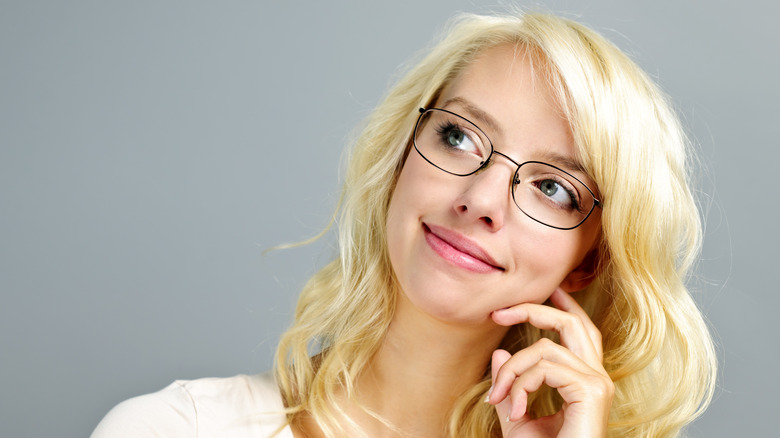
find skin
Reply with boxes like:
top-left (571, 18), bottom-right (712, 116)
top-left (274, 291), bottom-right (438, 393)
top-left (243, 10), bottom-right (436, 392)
top-left (292, 44), bottom-right (613, 437)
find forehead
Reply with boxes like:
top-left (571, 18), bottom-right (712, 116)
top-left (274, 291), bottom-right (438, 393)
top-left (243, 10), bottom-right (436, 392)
top-left (436, 44), bottom-right (578, 169)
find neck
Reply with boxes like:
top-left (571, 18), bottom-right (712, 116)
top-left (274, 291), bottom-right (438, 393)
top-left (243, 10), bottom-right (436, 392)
top-left (350, 294), bottom-right (508, 437)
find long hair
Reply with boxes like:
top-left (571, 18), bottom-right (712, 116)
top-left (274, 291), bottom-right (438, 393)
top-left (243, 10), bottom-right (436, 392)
top-left (274, 11), bottom-right (716, 438)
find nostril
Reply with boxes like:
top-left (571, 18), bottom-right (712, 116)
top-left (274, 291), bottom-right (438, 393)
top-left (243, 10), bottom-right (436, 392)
top-left (483, 217), bottom-right (493, 225)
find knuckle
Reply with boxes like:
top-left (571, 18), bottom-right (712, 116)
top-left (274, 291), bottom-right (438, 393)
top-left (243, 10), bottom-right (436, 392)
top-left (532, 337), bottom-right (559, 355)
top-left (537, 358), bottom-right (554, 370)
top-left (537, 337), bottom-right (556, 348)
top-left (570, 313), bottom-right (586, 328)
top-left (604, 377), bottom-right (615, 396)
top-left (557, 312), bottom-right (581, 331)
top-left (587, 375), bottom-right (615, 399)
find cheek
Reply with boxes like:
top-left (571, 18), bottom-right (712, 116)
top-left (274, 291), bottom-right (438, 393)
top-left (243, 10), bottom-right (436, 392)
top-left (386, 161), bottom-right (422, 276)
top-left (386, 155), bottom-right (440, 233)
top-left (385, 194), bottom-right (405, 277)
top-left (386, 157), bottom-right (457, 302)
top-left (502, 231), bottom-right (593, 300)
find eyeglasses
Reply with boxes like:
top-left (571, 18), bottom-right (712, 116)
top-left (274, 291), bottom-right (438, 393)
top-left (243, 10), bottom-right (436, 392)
top-left (412, 108), bottom-right (601, 230)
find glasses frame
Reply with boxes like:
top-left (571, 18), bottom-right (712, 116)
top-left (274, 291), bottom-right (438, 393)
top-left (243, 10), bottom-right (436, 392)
top-left (412, 107), bottom-right (602, 230)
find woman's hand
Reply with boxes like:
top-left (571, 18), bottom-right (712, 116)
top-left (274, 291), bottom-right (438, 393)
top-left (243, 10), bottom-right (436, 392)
top-left (485, 289), bottom-right (614, 438)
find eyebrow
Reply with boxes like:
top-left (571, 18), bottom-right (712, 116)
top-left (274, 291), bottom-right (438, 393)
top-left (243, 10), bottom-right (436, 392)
top-left (536, 150), bottom-right (588, 176)
top-left (439, 96), bottom-right (504, 138)
top-left (439, 96), bottom-right (587, 176)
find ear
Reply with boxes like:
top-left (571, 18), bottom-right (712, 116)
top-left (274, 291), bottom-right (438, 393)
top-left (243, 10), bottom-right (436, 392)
top-left (559, 247), bottom-right (600, 293)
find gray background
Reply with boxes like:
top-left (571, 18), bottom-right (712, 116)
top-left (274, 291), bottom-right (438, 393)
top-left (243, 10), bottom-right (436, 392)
top-left (1, 1), bottom-right (777, 436)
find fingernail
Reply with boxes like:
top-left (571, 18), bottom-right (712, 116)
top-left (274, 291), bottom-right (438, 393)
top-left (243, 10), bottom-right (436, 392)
top-left (506, 415), bottom-right (511, 423)
top-left (484, 386), bottom-right (493, 403)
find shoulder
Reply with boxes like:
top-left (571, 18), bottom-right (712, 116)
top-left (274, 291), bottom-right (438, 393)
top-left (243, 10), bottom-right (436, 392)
top-left (91, 372), bottom-right (291, 438)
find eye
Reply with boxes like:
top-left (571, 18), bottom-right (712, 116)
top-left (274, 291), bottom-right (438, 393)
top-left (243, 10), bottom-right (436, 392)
top-left (534, 178), bottom-right (580, 211)
top-left (435, 122), bottom-right (483, 156)
top-left (447, 129), bottom-right (467, 148)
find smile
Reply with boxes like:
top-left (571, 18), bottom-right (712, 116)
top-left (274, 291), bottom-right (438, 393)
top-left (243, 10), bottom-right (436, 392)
top-left (423, 224), bottom-right (504, 273)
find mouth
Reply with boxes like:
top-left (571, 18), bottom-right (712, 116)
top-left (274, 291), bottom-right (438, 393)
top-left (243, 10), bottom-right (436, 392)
top-left (423, 223), bottom-right (504, 273)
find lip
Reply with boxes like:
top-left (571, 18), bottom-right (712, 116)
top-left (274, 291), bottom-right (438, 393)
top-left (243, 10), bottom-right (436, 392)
top-left (424, 223), bottom-right (504, 273)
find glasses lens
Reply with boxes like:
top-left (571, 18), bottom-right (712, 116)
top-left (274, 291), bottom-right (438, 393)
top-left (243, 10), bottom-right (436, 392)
top-left (413, 109), bottom-right (492, 176)
top-left (513, 162), bottom-right (596, 229)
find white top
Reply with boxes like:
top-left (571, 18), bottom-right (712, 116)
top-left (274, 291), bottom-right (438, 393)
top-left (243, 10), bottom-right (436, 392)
top-left (91, 372), bottom-right (294, 438)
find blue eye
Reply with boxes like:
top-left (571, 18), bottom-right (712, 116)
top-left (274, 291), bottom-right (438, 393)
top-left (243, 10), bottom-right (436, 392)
top-left (435, 122), bottom-right (482, 155)
top-left (446, 129), bottom-right (466, 147)
top-left (536, 178), bottom-right (580, 211)
top-left (539, 179), bottom-right (564, 198)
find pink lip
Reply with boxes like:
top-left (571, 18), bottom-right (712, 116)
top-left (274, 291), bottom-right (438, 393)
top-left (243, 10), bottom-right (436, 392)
top-left (424, 224), bottom-right (503, 273)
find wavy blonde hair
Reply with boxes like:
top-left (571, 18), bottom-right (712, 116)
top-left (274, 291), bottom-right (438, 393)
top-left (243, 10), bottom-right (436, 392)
top-left (274, 11), bottom-right (716, 438)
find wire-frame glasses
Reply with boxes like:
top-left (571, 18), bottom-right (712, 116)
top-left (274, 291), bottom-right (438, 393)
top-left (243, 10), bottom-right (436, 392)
top-left (412, 107), bottom-right (601, 230)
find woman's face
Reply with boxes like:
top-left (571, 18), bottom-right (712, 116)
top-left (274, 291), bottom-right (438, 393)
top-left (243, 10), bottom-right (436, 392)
top-left (386, 45), bottom-right (601, 326)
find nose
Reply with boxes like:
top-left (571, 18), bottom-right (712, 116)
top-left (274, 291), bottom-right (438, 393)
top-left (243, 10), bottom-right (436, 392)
top-left (452, 154), bottom-right (516, 230)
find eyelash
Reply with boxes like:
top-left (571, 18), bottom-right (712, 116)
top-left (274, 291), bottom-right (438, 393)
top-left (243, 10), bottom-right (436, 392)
top-left (433, 119), bottom-right (584, 212)
top-left (435, 121), bottom-right (459, 138)
top-left (532, 176), bottom-right (582, 212)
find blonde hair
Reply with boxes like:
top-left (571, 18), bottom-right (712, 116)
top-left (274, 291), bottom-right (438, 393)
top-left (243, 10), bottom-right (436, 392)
top-left (274, 11), bottom-right (716, 438)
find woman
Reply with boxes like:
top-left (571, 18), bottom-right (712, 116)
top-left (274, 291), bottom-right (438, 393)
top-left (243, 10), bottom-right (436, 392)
top-left (93, 10), bottom-right (716, 438)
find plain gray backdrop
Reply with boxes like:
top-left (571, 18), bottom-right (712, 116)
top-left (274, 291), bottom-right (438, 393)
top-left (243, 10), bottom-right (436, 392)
top-left (2, 1), bottom-right (777, 436)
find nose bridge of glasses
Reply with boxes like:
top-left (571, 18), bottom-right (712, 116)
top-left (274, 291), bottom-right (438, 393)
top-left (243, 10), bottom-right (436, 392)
top-left (483, 149), bottom-right (523, 183)
top-left (490, 149), bottom-right (522, 168)
top-left (468, 150), bottom-right (519, 197)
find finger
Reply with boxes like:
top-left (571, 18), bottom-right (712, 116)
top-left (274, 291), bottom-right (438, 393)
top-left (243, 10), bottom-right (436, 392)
top-left (505, 360), bottom-right (548, 421)
top-left (489, 349), bottom-right (516, 426)
top-left (489, 336), bottom-right (602, 410)
top-left (507, 359), bottom-right (606, 421)
top-left (548, 289), bottom-right (603, 358)
top-left (488, 349), bottom-right (512, 404)
top-left (507, 360), bottom-right (614, 435)
top-left (492, 338), bottom-right (596, 397)
top-left (491, 303), bottom-right (600, 367)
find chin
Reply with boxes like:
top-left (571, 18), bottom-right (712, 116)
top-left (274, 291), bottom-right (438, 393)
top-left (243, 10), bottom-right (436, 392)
top-left (400, 284), bottom-right (495, 326)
